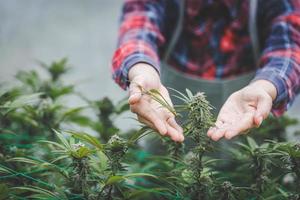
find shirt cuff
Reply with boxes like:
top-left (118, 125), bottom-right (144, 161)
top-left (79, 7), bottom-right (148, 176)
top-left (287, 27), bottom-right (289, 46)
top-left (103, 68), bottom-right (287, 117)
top-left (113, 53), bottom-right (160, 90)
top-left (252, 68), bottom-right (289, 116)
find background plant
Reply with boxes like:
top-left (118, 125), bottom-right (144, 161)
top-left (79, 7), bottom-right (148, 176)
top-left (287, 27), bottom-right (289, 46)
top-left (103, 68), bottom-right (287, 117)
top-left (0, 59), bottom-right (299, 200)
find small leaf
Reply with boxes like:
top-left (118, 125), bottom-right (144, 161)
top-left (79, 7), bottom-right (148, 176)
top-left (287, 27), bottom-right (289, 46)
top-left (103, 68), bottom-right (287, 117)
top-left (247, 137), bottom-right (258, 149)
top-left (0, 166), bottom-right (13, 175)
top-left (66, 131), bottom-right (103, 150)
top-left (12, 186), bottom-right (59, 199)
top-left (8, 157), bottom-right (42, 165)
top-left (51, 155), bottom-right (69, 163)
top-left (106, 176), bottom-right (125, 185)
top-left (124, 172), bottom-right (157, 179)
top-left (185, 89), bottom-right (194, 99)
top-left (72, 146), bottom-right (91, 159)
top-left (38, 140), bottom-right (65, 150)
top-left (53, 130), bottom-right (71, 150)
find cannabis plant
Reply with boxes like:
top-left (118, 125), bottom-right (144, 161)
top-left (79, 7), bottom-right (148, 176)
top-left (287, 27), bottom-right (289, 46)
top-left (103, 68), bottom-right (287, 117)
top-left (1, 59), bottom-right (300, 200)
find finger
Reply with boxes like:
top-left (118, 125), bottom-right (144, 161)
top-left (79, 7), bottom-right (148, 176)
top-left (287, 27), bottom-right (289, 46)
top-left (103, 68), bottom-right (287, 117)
top-left (210, 127), bottom-right (226, 141)
top-left (207, 114), bottom-right (228, 137)
top-left (254, 94), bottom-right (272, 126)
top-left (207, 127), bottom-right (217, 137)
top-left (215, 120), bottom-right (225, 129)
top-left (131, 104), bottom-right (167, 136)
top-left (254, 115), bottom-right (263, 128)
top-left (167, 117), bottom-right (184, 136)
top-left (223, 129), bottom-right (235, 140)
top-left (128, 78), bottom-right (144, 104)
top-left (166, 123), bottom-right (183, 142)
top-left (137, 116), bottom-right (156, 131)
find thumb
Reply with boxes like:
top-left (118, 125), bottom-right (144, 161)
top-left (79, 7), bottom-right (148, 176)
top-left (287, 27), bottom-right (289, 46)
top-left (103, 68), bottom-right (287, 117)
top-left (128, 77), bottom-right (144, 105)
top-left (254, 93), bottom-right (272, 126)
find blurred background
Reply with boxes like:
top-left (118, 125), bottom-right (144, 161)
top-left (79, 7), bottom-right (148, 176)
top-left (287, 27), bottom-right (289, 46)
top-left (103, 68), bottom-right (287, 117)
top-left (0, 0), bottom-right (299, 133)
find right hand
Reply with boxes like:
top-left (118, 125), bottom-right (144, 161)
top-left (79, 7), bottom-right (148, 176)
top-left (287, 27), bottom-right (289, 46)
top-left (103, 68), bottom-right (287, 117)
top-left (128, 63), bottom-right (184, 142)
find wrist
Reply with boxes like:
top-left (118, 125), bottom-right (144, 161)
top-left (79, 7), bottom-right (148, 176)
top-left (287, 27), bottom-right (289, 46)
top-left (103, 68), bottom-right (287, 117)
top-left (250, 80), bottom-right (277, 101)
top-left (128, 63), bottom-right (160, 82)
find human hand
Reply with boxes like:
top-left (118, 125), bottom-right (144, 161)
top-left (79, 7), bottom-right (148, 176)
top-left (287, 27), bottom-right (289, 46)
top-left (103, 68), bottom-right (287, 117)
top-left (128, 63), bottom-right (184, 142)
top-left (207, 80), bottom-right (277, 141)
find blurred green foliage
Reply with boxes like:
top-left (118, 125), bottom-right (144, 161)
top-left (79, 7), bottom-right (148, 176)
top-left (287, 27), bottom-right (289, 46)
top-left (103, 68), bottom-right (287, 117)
top-left (0, 59), bottom-right (299, 200)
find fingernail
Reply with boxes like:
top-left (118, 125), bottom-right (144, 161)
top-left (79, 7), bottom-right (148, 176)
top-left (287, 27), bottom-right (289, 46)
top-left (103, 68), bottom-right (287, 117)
top-left (129, 93), bottom-right (140, 103)
top-left (180, 134), bottom-right (185, 142)
top-left (257, 116), bottom-right (263, 126)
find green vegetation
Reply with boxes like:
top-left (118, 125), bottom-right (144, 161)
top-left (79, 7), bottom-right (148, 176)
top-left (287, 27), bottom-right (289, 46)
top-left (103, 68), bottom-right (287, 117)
top-left (0, 59), bottom-right (299, 200)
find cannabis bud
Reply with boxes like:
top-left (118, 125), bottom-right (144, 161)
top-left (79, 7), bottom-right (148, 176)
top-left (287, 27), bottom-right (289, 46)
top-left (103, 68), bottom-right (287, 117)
top-left (185, 92), bottom-right (214, 147)
top-left (105, 135), bottom-right (128, 174)
top-left (106, 135), bottom-right (128, 154)
top-left (72, 142), bottom-right (85, 150)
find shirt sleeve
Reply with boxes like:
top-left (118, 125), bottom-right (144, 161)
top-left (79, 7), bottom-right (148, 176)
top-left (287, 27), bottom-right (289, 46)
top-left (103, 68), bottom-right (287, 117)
top-left (252, 0), bottom-right (300, 116)
top-left (111, 0), bottom-right (167, 89)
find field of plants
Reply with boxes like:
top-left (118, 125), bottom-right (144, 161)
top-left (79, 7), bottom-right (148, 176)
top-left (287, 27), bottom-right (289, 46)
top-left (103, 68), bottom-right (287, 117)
top-left (0, 59), bottom-right (300, 200)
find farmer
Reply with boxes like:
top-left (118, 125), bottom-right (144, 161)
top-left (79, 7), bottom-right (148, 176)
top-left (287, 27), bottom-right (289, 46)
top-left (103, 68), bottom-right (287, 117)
top-left (111, 0), bottom-right (300, 143)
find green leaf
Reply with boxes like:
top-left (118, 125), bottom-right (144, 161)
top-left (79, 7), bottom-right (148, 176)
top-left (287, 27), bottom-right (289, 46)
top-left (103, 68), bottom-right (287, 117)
top-left (53, 130), bottom-right (71, 150)
top-left (168, 87), bottom-right (190, 102)
top-left (0, 93), bottom-right (42, 114)
top-left (72, 146), bottom-right (91, 159)
top-left (0, 184), bottom-right (9, 200)
top-left (12, 186), bottom-right (59, 199)
top-left (59, 107), bottom-right (85, 122)
top-left (38, 140), bottom-right (65, 150)
top-left (124, 172), bottom-right (157, 179)
top-left (185, 89), bottom-right (194, 100)
top-left (106, 175), bottom-right (125, 185)
top-left (247, 137), bottom-right (258, 149)
top-left (51, 155), bottom-right (69, 163)
top-left (66, 131), bottom-right (103, 150)
top-left (106, 173), bottom-right (157, 186)
top-left (8, 157), bottom-right (42, 165)
top-left (0, 166), bottom-right (13, 175)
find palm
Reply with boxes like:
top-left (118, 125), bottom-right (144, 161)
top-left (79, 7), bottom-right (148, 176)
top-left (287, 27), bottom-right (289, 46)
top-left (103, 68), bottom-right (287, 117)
top-left (128, 64), bottom-right (184, 142)
top-left (216, 95), bottom-right (256, 138)
top-left (208, 85), bottom-right (273, 141)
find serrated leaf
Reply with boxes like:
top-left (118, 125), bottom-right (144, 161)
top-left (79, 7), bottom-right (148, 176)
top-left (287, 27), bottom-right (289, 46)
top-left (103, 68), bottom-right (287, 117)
top-left (38, 140), bottom-right (65, 150)
top-left (53, 130), bottom-right (71, 150)
top-left (185, 89), bottom-right (194, 100)
top-left (65, 131), bottom-right (103, 150)
top-left (72, 146), bottom-right (91, 159)
top-left (247, 137), bottom-right (258, 149)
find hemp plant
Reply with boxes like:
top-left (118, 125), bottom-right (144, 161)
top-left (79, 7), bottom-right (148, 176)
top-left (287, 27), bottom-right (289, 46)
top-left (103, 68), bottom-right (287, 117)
top-left (1, 59), bottom-right (300, 200)
top-left (273, 141), bottom-right (300, 196)
top-left (175, 90), bottom-right (215, 199)
top-left (140, 87), bottom-right (218, 199)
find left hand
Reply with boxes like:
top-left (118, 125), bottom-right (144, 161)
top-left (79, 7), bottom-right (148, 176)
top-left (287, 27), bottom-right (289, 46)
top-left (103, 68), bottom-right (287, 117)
top-left (207, 80), bottom-right (277, 141)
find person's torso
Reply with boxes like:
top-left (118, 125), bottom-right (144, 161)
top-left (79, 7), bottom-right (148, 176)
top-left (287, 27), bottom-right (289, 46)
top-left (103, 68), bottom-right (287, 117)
top-left (161, 0), bottom-right (256, 80)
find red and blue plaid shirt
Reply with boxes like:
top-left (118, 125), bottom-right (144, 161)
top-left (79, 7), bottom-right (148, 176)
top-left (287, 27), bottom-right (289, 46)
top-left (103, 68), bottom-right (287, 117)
top-left (111, 0), bottom-right (300, 116)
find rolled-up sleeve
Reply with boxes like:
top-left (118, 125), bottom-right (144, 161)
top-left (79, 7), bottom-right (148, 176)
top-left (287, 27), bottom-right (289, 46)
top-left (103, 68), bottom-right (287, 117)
top-left (253, 0), bottom-right (300, 116)
top-left (111, 0), bottom-right (167, 89)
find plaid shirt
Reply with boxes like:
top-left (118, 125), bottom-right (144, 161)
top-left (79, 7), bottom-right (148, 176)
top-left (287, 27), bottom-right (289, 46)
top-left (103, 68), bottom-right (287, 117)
top-left (111, 0), bottom-right (300, 116)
